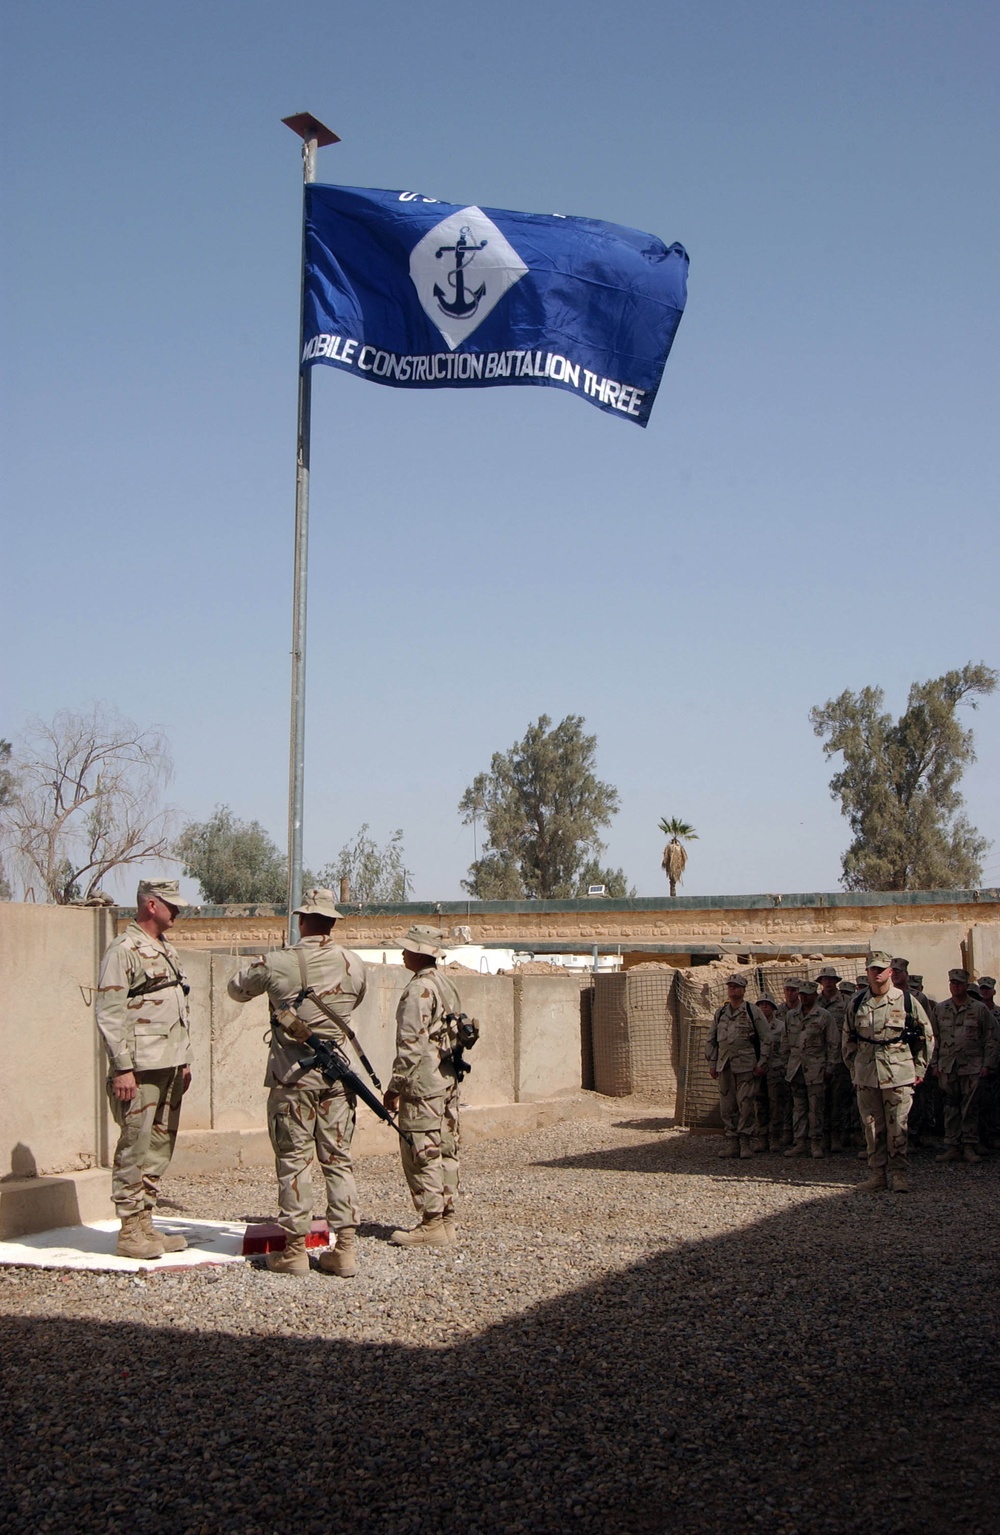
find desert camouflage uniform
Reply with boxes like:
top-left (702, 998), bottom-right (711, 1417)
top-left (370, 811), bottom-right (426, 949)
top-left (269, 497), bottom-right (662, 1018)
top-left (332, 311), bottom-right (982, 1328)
top-left (762, 1011), bottom-right (791, 1148)
top-left (96, 921), bottom-right (191, 1216)
top-left (843, 987), bottom-right (933, 1180)
top-left (228, 937), bottom-right (367, 1236)
top-left (908, 985), bottom-right (942, 1139)
top-left (705, 1000), bottom-right (767, 1147)
top-left (389, 966), bottom-right (463, 1219)
top-left (782, 1002), bottom-right (838, 1149)
top-left (932, 996), bottom-right (999, 1152)
top-left (819, 989), bottom-right (855, 1147)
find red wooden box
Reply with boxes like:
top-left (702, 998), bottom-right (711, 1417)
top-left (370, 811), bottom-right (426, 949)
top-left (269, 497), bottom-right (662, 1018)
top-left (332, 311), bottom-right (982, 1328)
top-left (242, 1219), bottom-right (329, 1255)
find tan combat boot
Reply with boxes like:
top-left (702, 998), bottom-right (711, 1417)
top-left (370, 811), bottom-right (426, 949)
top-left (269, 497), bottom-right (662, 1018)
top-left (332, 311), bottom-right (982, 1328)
top-left (318, 1227), bottom-right (357, 1278)
top-left (265, 1234), bottom-right (310, 1274)
top-left (390, 1214), bottom-right (449, 1247)
top-left (739, 1138), bottom-right (755, 1159)
top-left (852, 1170), bottom-right (887, 1193)
top-left (783, 1140), bottom-right (806, 1158)
top-left (717, 1140), bottom-right (738, 1159)
top-left (935, 1146), bottom-right (962, 1163)
top-left (116, 1211), bottom-right (164, 1260)
top-left (442, 1210), bottom-right (457, 1243)
top-left (140, 1209), bottom-right (187, 1253)
top-left (810, 1141), bottom-right (825, 1159)
top-left (962, 1145), bottom-right (982, 1164)
top-left (891, 1169), bottom-right (910, 1192)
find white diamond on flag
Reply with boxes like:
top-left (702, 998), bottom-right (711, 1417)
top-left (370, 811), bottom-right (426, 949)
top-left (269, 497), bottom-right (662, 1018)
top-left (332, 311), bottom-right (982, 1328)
top-left (409, 207), bottom-right (529, 350)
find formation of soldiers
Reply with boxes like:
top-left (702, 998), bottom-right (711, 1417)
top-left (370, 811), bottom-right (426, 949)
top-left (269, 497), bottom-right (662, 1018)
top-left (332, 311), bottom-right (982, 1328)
top-left (95, 880), bottom-right (466, 1275)
top-left (707, 951), bottom-right (1000, 1192)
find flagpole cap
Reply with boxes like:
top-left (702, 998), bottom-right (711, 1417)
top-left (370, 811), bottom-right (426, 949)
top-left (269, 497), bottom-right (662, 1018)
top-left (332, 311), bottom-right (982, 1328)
top-left (282, 112), bottom-right (340, 148)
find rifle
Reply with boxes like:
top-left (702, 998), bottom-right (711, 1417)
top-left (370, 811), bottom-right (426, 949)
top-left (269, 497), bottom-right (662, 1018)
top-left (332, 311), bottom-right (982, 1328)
top-left (442, 1012), bottom-right (480, 1083)
top-left (299, 1033), bottom-right (413, 1148)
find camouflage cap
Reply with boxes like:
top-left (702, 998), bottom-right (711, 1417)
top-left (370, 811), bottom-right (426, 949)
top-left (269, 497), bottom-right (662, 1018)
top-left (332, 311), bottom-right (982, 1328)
top-left (948, 968), bottom-right (969, 983)
top-left (838, 980), bottom-right (856, 993)
top-left (798, 978), bottom-right (819, 995)
top-left (817, 966), bottom-right (841, 981)
top-left (968, 984), bottom-right (982, 999)
top-left (891, 956), bottom-right (909, 970)
top-left (725, 974), bottom-right (748, 988)
top-left (855, 975), bottom-right (868, 986)
top-left (756, 995), bottom-right (777, 1009)
top-left (136, 878), bottom-right (188, 910)
top-left (978, 976), bottom-right (996, 990)
top-left (866, 950), bottom-right (893, 969)
top-left (909, 973), bottom-right (924, 986)
top-left (400, 924), bottom-right (449, 958)
top-left (292, 888), bottom-right (343, 921)
top-left (784, 977), bottom-right (803, 992)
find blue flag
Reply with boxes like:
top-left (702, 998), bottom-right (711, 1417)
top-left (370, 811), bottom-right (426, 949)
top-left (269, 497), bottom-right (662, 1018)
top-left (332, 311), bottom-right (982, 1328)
top-left (302, 185), bottom-right (688, 427)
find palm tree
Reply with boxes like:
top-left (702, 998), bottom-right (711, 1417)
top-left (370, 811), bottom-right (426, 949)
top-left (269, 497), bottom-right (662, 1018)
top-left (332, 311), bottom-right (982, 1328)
top-left (658, 818), bottom-right (698, 896)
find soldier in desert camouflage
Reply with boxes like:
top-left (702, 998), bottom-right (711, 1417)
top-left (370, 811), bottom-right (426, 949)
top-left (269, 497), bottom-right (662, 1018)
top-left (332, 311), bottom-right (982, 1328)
top-left (781, 979), bottom-right (838, 1159)
top-left (976, 977), bottom-right (1000, 1149)
top-left (843, 950), bottom-right (933, 1194)
top-left (96, 879), bottom-right (193, 1260)
top-left (383, 926), bottom-right (465, 1246)
top-left (228, 889), bottom-right (368, 1277)
top-left (705, 975), bottom-right (768, 1159)
top-left (932, 968), bottom-right (999, 1165)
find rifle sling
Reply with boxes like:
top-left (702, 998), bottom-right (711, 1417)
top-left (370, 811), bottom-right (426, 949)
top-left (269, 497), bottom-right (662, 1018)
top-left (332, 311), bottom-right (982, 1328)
top-left (293, 948), bottom-right (382, 1091)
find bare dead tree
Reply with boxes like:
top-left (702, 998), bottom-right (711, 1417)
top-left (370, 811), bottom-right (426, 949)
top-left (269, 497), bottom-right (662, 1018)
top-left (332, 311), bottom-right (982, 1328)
top-left (1, 706), bottom-right (174, 903)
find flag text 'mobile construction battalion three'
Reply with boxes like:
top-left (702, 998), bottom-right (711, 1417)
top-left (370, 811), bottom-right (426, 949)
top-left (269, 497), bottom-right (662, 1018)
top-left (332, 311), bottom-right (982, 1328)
top-left (280, 113), bottom-right (689, 924)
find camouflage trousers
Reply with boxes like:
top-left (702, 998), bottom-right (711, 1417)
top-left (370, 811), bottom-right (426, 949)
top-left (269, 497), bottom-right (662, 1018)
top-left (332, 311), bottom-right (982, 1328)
top-left (826, 1063), bottom-right (858, 1142)
top-left (267, 1082), bottom-right (360, 1237)
top-left (939, 1070), bottom-right (982, 1148)
top-left (107, 1066), bottom-right (185, 1215)
top-left (789, 1075), bottom-right (825, 1145)
top-left (398, 1086), bottom-right (460, 1219)
top-left (717, 1065), bottom-right (759, 1141)
top-left (765, 1073), bottom-right (791, 1143)
top-left (909, 1076), bottom-right (942, 1139)
top-left (856, 1083), bottom-right (913, 1172)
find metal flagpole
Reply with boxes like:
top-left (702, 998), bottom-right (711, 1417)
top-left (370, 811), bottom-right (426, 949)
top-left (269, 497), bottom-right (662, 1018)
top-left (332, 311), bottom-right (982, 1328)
top-left (281, 112), bottom-right (340, 942)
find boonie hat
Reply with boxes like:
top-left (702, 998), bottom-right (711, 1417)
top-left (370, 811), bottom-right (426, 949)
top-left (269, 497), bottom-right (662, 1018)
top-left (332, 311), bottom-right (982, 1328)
top-left (817, 966), bottom-right (841, 980)
top-left (866, 950), bottom-right (893, 969)
top-left (725, 974), bottom-right (748, 988)
top-left (136, 878), bottom-right (188, 910)
top-left (948, 968), bottom-right (969, 983)
top-left (400, 924), bottom-right (449, 957)
top-left (292, 888), bottom-right (344, 921)
top-left (798, 978), bottom-right (819, 995)
top-left (757, 995), bottom-right (777, 1009)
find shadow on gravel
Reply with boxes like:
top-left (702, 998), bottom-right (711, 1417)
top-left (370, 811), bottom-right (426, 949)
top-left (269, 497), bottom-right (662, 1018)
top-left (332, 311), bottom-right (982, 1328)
top-left (532, 1135), bottom-right (869, 1188)
top-left (3, 1172), bottom-right (997, 1535)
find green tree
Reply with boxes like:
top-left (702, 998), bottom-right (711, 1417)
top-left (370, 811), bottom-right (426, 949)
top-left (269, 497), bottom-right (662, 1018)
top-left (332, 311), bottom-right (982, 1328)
top-left (658, 817), bottom-right (698, 896)
top-left (459, 714), bottom-right (624, 898)
top-left (317, 824), bottom-right (407, 904)
top-left (1, 707), bottom-right (173, 904)
top-left (810, 663), bottom-right (997, 891)
top-left (175, 805), bottom-right (286, 904)
top-left (0, 740), bottom-right (14, 898)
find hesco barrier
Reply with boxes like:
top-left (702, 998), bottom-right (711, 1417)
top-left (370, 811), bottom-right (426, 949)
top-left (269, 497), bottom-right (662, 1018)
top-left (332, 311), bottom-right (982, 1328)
top-left (591, 970), bottom-right (678, 1101)
top-left (675, 961), bottom-right (835, 1129)
top-left (591, 961), bottom-right (840, 1128)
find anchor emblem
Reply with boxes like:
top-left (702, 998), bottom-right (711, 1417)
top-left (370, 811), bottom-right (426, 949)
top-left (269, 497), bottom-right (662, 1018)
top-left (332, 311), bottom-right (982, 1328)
top-left (433, 226), bottom-right (488, 318)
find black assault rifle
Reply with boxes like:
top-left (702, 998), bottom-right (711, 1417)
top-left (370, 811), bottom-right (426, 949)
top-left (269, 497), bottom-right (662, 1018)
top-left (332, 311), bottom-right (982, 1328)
top-left (299, 1033), bottom-right (413, 1148)
top-left (442, 1012), bottom-right (480, 1083)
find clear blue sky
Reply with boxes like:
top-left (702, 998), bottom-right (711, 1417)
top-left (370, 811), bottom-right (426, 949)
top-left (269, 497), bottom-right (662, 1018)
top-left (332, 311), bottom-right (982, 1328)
top-left (3, 0), bottom-right (998, 901)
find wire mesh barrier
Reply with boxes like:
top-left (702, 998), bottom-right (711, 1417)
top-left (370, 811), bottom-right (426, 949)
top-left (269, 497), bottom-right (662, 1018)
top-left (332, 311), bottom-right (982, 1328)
top-left (591, 969), bottom-right (678, 1100)
top-left (579, 983), bottom-right (595, 1091)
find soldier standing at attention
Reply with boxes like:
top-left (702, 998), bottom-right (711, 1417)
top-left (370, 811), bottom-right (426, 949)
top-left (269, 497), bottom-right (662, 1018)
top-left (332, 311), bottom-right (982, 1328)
top-left (932, 968), bottom-right (998, 1165)
top-left (782, 979), bottom-right (837, 1159)
top-left (843, 950), bottom-right (933, 1193)
top-left (817, 967), bottom-right (851, 1151)
top-left (96, 879), bottom-right (193, 1260)
top-left (705, 975), bottom-right (768, 1159)
top-left (976, 977), bottom-right (1000, 1149)
top-left (756, 996), bottom-right (787, 1152)
top-left (228, 889), bottom-right (368, 1277)
top-left (383, 926), bottom-right (465, 1246)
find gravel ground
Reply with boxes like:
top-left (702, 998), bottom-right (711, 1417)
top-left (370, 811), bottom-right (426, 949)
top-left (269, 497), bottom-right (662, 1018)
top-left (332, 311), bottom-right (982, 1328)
top-left (2, 1099), bottom-right (997, 1535)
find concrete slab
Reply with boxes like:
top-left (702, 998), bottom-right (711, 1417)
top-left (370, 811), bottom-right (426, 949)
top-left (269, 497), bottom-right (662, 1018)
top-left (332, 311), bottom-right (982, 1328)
top-left (0, 1168), bottom-right (113, 1239)
top-left (0, 1216), bottom-right (247, 1272)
